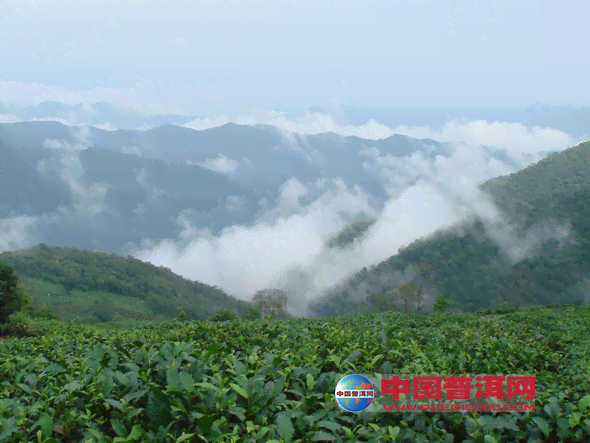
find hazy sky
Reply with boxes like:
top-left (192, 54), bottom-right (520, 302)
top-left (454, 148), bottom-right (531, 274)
top-left (4, 0), bottom-right (589, 116)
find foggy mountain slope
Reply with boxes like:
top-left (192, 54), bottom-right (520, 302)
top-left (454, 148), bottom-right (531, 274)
top-left (1, 119), bottom-right (455, 254)
top-left (2, 108), bottom-right (585, 313)
top-left (480, 141), bottom-right (590, 216)
top-left (3, 144), bottom-right (262, 253)
top-left (325, 219), bottom-right (378, 249)
top-left (309, 141), bottom-right (590, 317)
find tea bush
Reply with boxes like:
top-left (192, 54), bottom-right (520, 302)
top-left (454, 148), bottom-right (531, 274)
top-left (0, 305), bottom-right (589, 442)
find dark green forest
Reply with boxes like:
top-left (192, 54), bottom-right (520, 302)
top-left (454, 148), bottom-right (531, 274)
top-left (0, 245), bottom-right (250, 322)
top-left (310, 141), bottom-right (590, 316)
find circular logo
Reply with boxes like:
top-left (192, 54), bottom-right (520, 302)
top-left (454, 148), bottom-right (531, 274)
top-left (335, 374), bottom-right (374, 412)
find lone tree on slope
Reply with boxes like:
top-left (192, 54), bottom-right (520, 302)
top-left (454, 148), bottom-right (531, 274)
top-left (251, 288), bottom-right (288, 320)
top-left (0, 261), bottom-right (30, 323)
top-left (370, 263), bottom-right (436, 314)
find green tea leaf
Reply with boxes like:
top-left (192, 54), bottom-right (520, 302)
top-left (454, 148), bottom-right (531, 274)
top-left (128, 424), bottom-right (144, 441)
top-left (233, 359), bottom-right (247, 376)
top-left (342, 426), bottom-right (354, 439)
top-left (37, 413), bottom-right (53, 438)
top-left (306, 373), bottom-right (314, 391)
top-left (105, 399), bottom-right (125, 412)
top-left (579, 394), bottom-right (590, 411)
top-left (388, 426), bottom-right (400, 439)
top-left (230, 383), bottom-right (249, 399)
top-left (273, 375), bottom-right (287, 397)
top-left (532, 417), bottom-right (550, 438)
top-left (179, 371), bottom-right (194, 392)
top-left (311, 431), bottom-right (336, 441)
top-left (228, 406), bottom-right (246, 422)
top-left (167, 369), bottom-right (181, 391)
top-left (371, 354), bottom-right (383, 366)
top-left (317, 420), bottom-right (340, 432)
top-left (176, 433), bottom-right (195, 442)
top-left (277, 414), bottom-right (294, 443)
top-left (17, 383), bottom-right (32, 394)
top-left (111, 418), bottom-right (127, 438)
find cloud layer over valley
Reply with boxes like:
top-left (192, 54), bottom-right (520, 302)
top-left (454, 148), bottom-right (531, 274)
top-left (3, 104), bottom-right (586, 315)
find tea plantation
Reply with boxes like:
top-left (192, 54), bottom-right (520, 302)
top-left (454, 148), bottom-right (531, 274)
top-left (1, 306), bottom-right (590, 443)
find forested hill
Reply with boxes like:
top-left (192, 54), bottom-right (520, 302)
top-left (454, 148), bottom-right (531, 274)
top-left (0, 244), bottom-right (250, 322)
top-left (324, 219), bottom-right (377, 249)
top-left (309, 141), bottom-right (590, 317)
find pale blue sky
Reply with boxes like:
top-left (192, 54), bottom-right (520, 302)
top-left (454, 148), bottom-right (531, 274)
top-left (3, 0), bottom-right (589, 116)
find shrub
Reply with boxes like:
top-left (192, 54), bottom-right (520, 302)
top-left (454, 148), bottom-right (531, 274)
top-left (211, 308), bottom-right (236, 322)
top-left (22, 305), bottom-right (59, 320)
top-left (176, 310), bottom-right (188, 322)
top-left (476, 308), bottom-right (493, 316)
top-left (433, 296), bottom-right (451, 313)
top-left (241, 305), bottom-right (261, 320)
top-left (0, 312), bottom-right (35, 337)
top-left (494, 301), bottom-right (517, 314)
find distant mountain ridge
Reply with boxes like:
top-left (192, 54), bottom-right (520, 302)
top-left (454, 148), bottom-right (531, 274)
top-left (0, 100), bottom-right (202, 130)
top-left (309, 141), bottom-right (590, 316)
top-left (1, 119), bottom-right (455, 255)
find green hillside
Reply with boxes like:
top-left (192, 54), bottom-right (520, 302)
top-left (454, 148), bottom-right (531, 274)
top-left (0, 244), bottom-right (250, 322)
top-left (310, 141), bottom-right (590, 316)
top-left (480, 141), bottom-right (590, 215)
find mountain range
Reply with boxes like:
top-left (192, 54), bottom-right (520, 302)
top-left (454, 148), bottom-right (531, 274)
top-left (2, 101), bottom-right (589, 318)
top-left (0, 101), bottom-right (202, 130)
top-left (2, 118), bottom-right (459, 255)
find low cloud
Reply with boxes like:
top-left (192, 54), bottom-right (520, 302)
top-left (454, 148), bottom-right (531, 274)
top-left (38, 150), bottom-right (110, 210)
top-left (121, 145), bottom-right (143, 156)
top-left (93, 122), bottom-right (118, 131)
top-left (393, 120), bottom-right (575, 161)
top-left (0, 215), bottom-right (39, 252)
top-left (40, 124), bottom-right (92, 151)
top-left (181, 115), bottom-right (231, 131)
top-left (128, 178), bottom-right (376, 301)
top-left (1, 115), bottom-right (78, 126)
top-left (0, 114), bottom-right (21, 123)
top-left (177, 110), bottom-right (581, 157)
top-left (130, 168), bottom-right (167, 219)
top-left (122, 142), bottom-right (155, 157)
top-left (188, 154), bottom-right (239, 174)
top-left (42, 139), bottom-right (86, 151)
top-left (126, 122), bottom-right (583, 316)
top-left (1, 150), bottom-right (112, 253)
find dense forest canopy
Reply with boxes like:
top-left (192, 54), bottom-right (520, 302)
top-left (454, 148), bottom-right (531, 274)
top-left (310, 141), bottom-right (590, 316)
